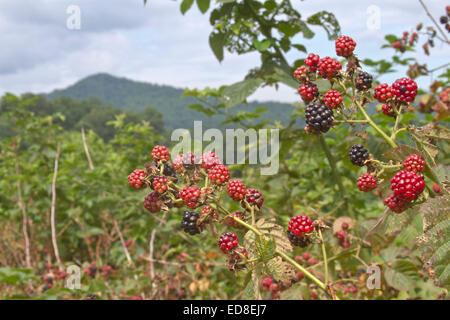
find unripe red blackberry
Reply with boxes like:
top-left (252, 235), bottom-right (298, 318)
top-left (357, 173), bottom-right (377, 192)
top-left (128, 169), bottom-right (147, 189)
top-left (201, 151), bottom-right (221, 170)
top-left (294, 66), bottom-right (310, 81)
top-left (143, 191), bottom-right (161, 213)
top-left (390, 169), bottom-right (425, 200)
top-left (305, 102), bottom-right (334, 133)
top-left (355, 72), bottom-right (373, 91)
top-left (224, 211), bottom-right (246, 229)
top-left (182, 152), bottom-right (201, 170)
top-left (287, 230), bottom-right (311, 248)
top-left (302, 252), bottom-right (311, 260)
top-left (208, 164), bottom-right (230, 185)
top-left (151, 145), bottom-right (170, 162)
top-left (324, 90), bottom-right (343, 109)
top-left (181, 211), bottom-right (201, 235)
top-left (180, 185), bottom-right (201, 208)
top-left (373, 83), bottom-right (393, 103)
top-left (392, 41), bottom-right (403, 49)
top-left (381, 104), bottom-right (395, 117)
top-left (288, 215), bottom-right (314, 236)
top-left (403, 154), bottom-right (425, 173)
top-left (432, 183), bottom-right (443, 195)
top-left (304, 53), bottom-right (320, 72)
top-left (151, 176), bottom-right (168, 194)
top-left (391, 77), bottom-right (418, 103)
top-left (349, 144), bottom-right (369, 167)
top-left (242, 188), bottom-right (264, 211)
top-left (218, 232), bottom-right (239, 253)
top-left (227, 180), bottom-right (247, 201)
top-left (335, 35), bottom-right (356, 57)
top-left (317, 56), bottom-right (342, 79)
top-left (172, 154), bottom-right (185, 173)
top-left (298, 82), bottom-right (319, 103)
top-left (262, 277), bottom-right (273, 288)
top-left (341, 222), bottom-right (349, 230)
top-left (384, 193), bottom-right (409, 213)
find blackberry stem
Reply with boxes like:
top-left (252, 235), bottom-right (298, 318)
top-left (355, 100), bottom-right (397, 148)
top-left (318, 229), bottom-right (329, 286)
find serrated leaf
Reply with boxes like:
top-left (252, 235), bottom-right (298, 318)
top-left (265, 256), bottom-right (297, 282)
top-left (384, 260), bottom-right (419, 291)
top-left (220, 78), bottom-right (263, 108)
top-left (415, 195), bottom-right (450, 288)
top-left (306, 11), bottom-right (340, 40)
top-left (209, 32), bottom-right (225, 62)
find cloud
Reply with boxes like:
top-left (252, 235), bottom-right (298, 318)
top-left (0, 0), bottom-right (448, 103)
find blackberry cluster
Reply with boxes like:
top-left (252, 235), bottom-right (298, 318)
top-left (293, 66), bottom-right (309, 81)
top-left (323, 90), bottom-right (343, 109)
top-left (287, 230), bottom-right (311, 248)
top-left (349, 144), bottom-right (369, 166)
top-left (243, 188), bottom-right (264, 211)
top-left (151, 176), bottom-right (168, 194)
top-left (391, 77), bottom-right (418, 103)
top-left (143, 191), bottom-right (161, 213)
top-left (335, 35), bottom-right (356, 57)
top-left (298, 82), bottom-right (319, 103)
top-left (128, 169), bottom-right (147, 189)
top-left (151, 145), bottom-right (170, 162)
top-left (304, 53), bottom-right (320, 72)
top-left (180, 186), bottom-right (201, 208)
top-left (288, 215), bottom-right (314, 236)
top-left (305, 102), bottom-right (334, 133)
top-left (390, 170), bottom-right (425, 200)
top-left (218, 232), bottom-right (239, 253)
top-left (208, 164), bottom-right (230, 185)
top-left (403, 154), bottom-right (425, 173)
top-left (182, 152), bottom-right (201, 170)
top-left (317, 56), bottom-right (342, 79)
top-left (181, 211), bottom-right (201, 235)
top-left (227, 180), bottom-right (247, 201)
top-left (384, 193), bottom-right (409, 214)
top-left (357, 173), bottom-right (377, 192)
top-left (355, 72), bottom-right (373, 91)
top-left (201, 151), bottom-right (221, 170)
top-left (373, 83), bottom-right (393, 103)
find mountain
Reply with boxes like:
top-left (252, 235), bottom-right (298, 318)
top-left (46, 73), bottom-right (301, 130)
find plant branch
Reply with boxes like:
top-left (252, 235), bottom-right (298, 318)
top-left (81, 127), bottom-right (94, 170)
top-left (418, 0), bottom-right (450, 44)
top-left (50, 143), bottom-right (62, 270)
top-left (355, 100), bottom-right (397, 148)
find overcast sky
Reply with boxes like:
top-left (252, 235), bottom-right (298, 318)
top-left (0, 0), bottom-right (448, 102)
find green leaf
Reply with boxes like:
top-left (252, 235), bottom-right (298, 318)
top-left (209, 32), bottom-right (225, 62)
top-left (416, 195), bottom-right (450, 287)
top-left (292, 44), bottom-right (307, 53)
top-left (307, 11), bottom-right (340, 40)
top-left (187, 104), bottom-right (215, 117)
top-left (196, 0), bottom-right (210, 14)
top-left (384, 260), bottom-right (419, 291)
top-left (221, 78), bottom-right (263, 108)
top-left (252, 38), bottom-right (272, 52)
top-left (384, 34), bottom-right (398, 44)
top-left (180, 0), bottom-right (194, 14)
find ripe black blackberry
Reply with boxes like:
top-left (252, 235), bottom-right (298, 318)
top-left (181, 211), bottom-right (201, 235)
top-left (153, 161), bottom-right (177, 179)
top-left (305, 102), bottom-right (334, 133)
top-left (355, 72), bottom-right (373, 91)
top-left (287, 230), bottom-right (311, 248)
top-left (349, 144), bottom-right (369, 166)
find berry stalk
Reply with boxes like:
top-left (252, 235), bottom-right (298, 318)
top-left (354, 100), bottom-right (398, 148)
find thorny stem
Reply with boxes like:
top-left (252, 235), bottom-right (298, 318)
top-left (334, 119), bottom-right (369, 124)
top-left (354, 100), bottom-right (397, 148)
top-left (318, 229), bottom-right (329, 286)
top-left (391, 105), bottom-right (403, 140)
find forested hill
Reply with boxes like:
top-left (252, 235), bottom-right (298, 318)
top-left (46, 73), bottom-right (300, 130)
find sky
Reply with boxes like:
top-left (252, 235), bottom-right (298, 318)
top-left (0, 0), bottom-right (448, 102)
